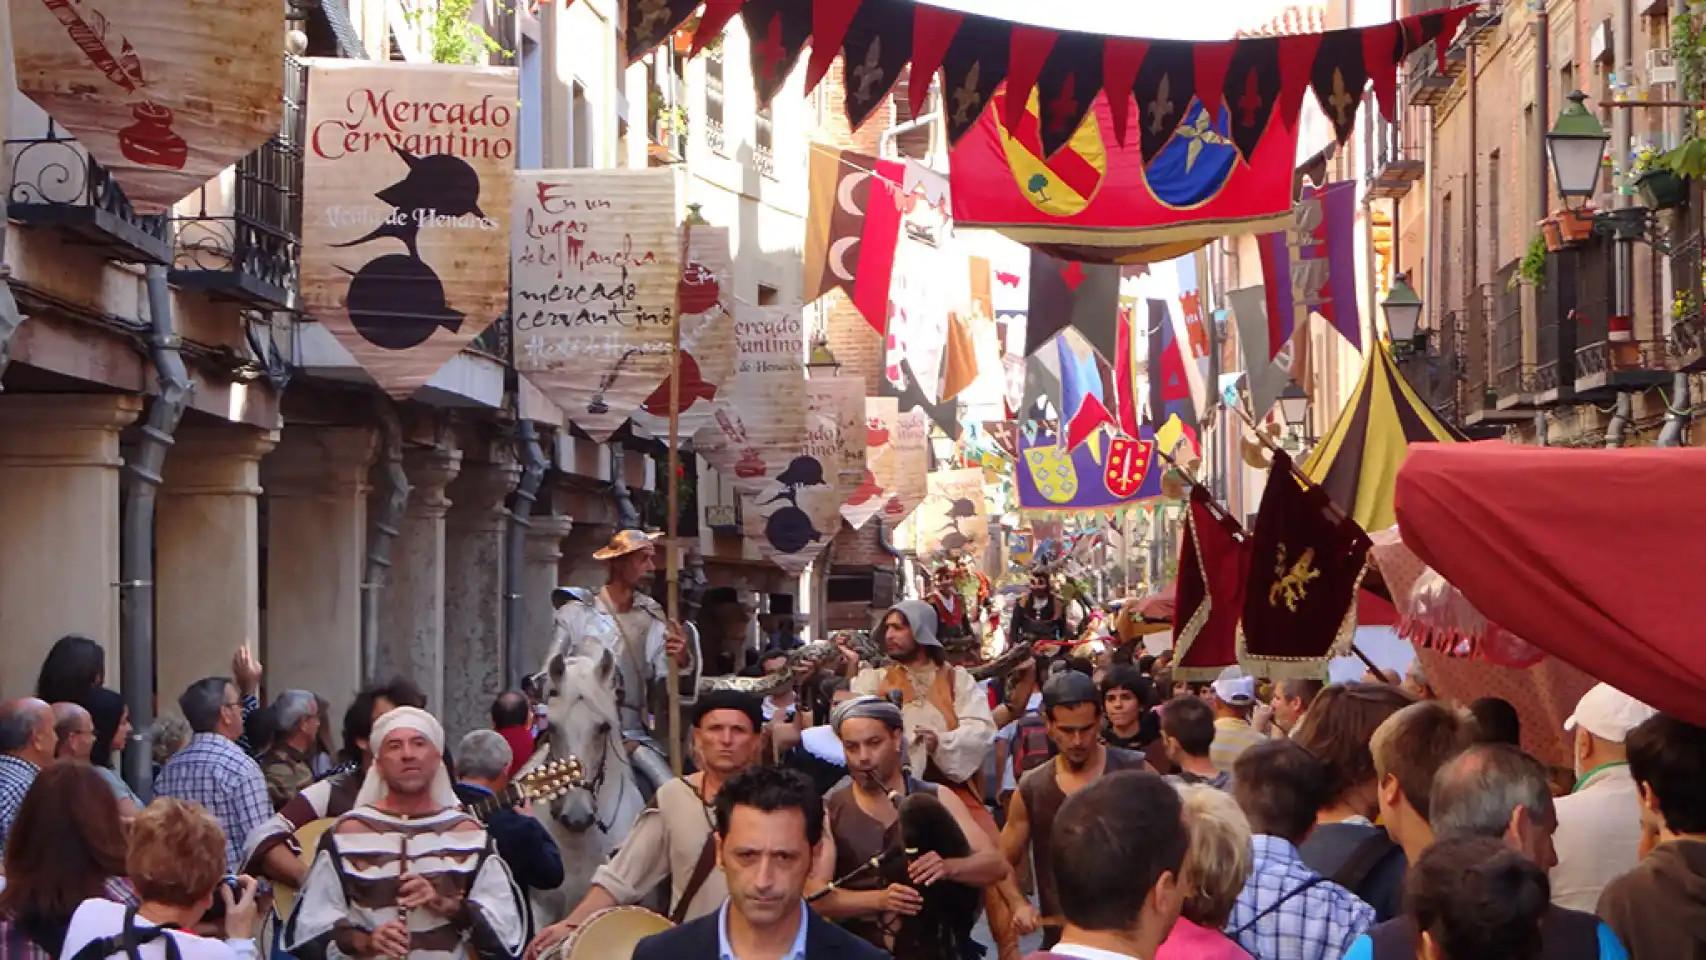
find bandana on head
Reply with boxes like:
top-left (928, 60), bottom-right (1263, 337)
top-left (356, 706), bottom-right (459, 808)
top-left (830, 695), bottom-right (904, 736)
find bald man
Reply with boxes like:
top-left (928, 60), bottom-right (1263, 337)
top-left (52, 702), bottom-right (97, 762)
top-left (0, 698), bottom-right (57, 856)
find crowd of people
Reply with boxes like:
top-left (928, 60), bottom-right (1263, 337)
top-left (1, 533), bottom-right (1703, 960)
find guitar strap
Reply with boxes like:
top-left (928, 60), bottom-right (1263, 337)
top-left (670, 834), bottom-right (718, 925)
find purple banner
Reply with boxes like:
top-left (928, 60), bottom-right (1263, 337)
top-left (1016, 423), bottom-right (1163, 511)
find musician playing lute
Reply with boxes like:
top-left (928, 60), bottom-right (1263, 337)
top-left (808, 696), bottom-right (1006, 959)
top-left (284, 707), bottom-right (525, 960)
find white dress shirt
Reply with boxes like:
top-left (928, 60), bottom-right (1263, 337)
top-left (1551, 762), bottom-right (1644, 912)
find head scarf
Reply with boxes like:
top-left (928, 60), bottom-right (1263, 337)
top-left (356, 706), bottom-right (459, 808)
top-left (830, 695), bottom-right (904, 735)
top-left (882, 600), bottom-right (941, 648)
top-left (81, 687), bottom-right (126, 769)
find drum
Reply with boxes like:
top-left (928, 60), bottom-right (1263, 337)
top-left (551, 906), bottom-right (673, 960)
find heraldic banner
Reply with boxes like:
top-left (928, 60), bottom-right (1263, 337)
top-left (11, 0), bottom-right (284, 211)
top-left (513, 167), bottom-right (679, 439)
top-left (629, 225), bottom-right (736, 444)
top-left (844, 397), bottom-right (898, 530)
top-left (948, 89), bottom-right (1298, 260)
top-left (915, 468), bottom-right (990, 561)
top-left (1238, 450), bottom-right (1372, 677)
top-left (1172, 487), bottom-right (1251, 680)
top-left (745, 376), bottom-right (865, 575)
top-left (301, 59), bottom-right (516, 398)
top-left (1017, 424), bottom-right (1162, 511)
top-left (696, 304), bottom-right (807, 496)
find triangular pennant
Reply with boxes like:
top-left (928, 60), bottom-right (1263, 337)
top-left (1103, 37), bottom-right (1150, 146)
top-left (1028, 250), bottom-right (1119, 358)
top-left (1133, 41), bottom-right (1196, 165)
top-left (910, 4), bottom-right (966, 116)
top-left (1066, 395), bottom-right (1115, 451)
top-left (740, 0), bottom-right (813, 108)
top-left (805, 0), bottom-right (864, 93)
top-left (1035, 32), bottom-right (1104, 157)
top-left (691, 0), bottom-right (745, 56)
top-left (1223, 37), bottom-right (1282, 162)
top-left (626, 0), bottom-right (700, 65)
top-left (941, 15), bottom-right (1013, 143)
top-left (1003, 25), bottom-right (1058, 131)
top-left (1361, 21), bottom-right (1403, 123)
top-left (1313, 30), bottom-right (1371, 144)
top-left (1192, 40), bottom-right (1237, 119)
top-left (841, 0), bottom-right (914, 130)
top-left (1276, 33), bottom-right (1322, 131)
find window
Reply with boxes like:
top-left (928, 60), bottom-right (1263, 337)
top-left (705, 46), bottom-right (725, 155)
top-left (757, 283), bottom-right (779, 306)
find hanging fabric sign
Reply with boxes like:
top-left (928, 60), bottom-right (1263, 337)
top-left (746, 376), bottom-right (863, 575)
top-left (880, 408), bottom-right (931, 525)
top-left (512, 167), bottom-right (679, 439)
top-left (630, 225), bottom-right (736, 444)
top-left (301, 59), bottom-right (516, 399)
top-left (916, 468), bottom-right (990, 559)
top-left (844, 396), bottom-right (899, 530)
top-left (10, 0), bottom-right (284, 211)
top-left (696, 304), bottom-right (806, 496)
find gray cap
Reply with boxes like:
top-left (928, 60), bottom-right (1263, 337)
top-left (1042, 671), bottom-right (1100, 711)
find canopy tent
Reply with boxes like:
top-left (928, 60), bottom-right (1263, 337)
top-left (1302, 344), bottom-right (1466, 532)
top-left (1395, 443), bottom-right (1706, 726)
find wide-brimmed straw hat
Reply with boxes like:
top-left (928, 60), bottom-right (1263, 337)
top-left (592, 528), bottom-right (662, 561)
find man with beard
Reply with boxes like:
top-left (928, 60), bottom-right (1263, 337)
top-left (1003, 672), bottom-right (1152, 949)
top-left (553, 529), bottom-right (698, 795)
top-left (927, 563), bottom-right (980, 666)
top-left (284, 707), bottom-right (524, 960)
top-left (1009, 570), bottom-right (1067, 651)
top-left (525, 691), bottom-right (766, 959)
top-left (811, 696), bottom-right (1008, 959)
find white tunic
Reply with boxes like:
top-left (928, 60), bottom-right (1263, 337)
top-left (851, 662), bottom-right (996, 784)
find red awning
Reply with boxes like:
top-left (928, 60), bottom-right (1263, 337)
top-left (1395, 443), bottom-right (1706, 725)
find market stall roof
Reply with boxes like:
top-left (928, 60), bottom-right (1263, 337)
top-left (1303, 344), bottom-right (1466, 532)
top-left (1395, 443), bottom-right (1706, 726)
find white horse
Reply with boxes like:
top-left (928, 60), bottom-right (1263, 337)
top-left (527, 646), bottom-right (645, 921)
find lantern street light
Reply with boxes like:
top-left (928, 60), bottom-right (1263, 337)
top-left (1382, 272), bottom-right (1424, 355)
top-left (1545, 91), bottom-right (1611, 208)
top-left (1277, 380), bottom-right (1310, 432)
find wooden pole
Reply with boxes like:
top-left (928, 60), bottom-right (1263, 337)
top-left (665, 215), bottom-right (693, 778)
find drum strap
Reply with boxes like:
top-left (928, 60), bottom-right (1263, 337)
top-left (670, 834), bottom-right (718, 924)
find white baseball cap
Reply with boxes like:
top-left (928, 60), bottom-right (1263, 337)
top-left (1564, 683), bottom-right (1658, 743)
top-left (1212, 666), bottom-right (1256, 706)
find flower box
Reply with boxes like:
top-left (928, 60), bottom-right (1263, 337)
top-left (1540, 217), bottom-right (1564, 251)
top-left (1636, 169), bottom-right (1687, 210)
top-left (1555, 207), bottom-right (1596, 244)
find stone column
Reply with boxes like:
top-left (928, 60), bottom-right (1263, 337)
top-left (262, 426), bottom-right (376, 722)
top-left (156, 426), bottom-right (278, 708)
top-left (0, 395), bottom-right (141, 695)
top-left (442, 457), bottom-right (519, 740)
top-left (377, 445), bottom-right (461, 712)
top-left (520, 513), bottom-right (573, 672)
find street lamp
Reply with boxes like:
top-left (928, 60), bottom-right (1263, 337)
top-left (1277, 380), bottom-right (1310, 433)
top-left (805, 332), bottom-right (841, 377)
top-left (1382, 272), bottom-right (1424, 352)
top-left (1545, 90), bottom-right (1611, 209)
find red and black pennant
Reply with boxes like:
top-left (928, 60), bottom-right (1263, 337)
top-left (841, 0), bottom-right (914, 130)
top-left (741, 0), bottom-right (813, 108)
top-left (625, 0), bottom-right (700, 64)
top-left (1132, 41), bottom-right (1195, 166)
top-left (940, 14), bottom-right (1012, 144)
top-left (1034, 30), bottom-right (1105, 157)
top-left (1223, 36), bottom-right (1282, 162)
top-left (1312, 29), bottom-right (1370, 145)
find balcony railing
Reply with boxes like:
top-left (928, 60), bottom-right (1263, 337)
top-left (1532, 243), bottom-right (1582, 405)
top-left (1666, 184), bottom-right (1706, 370)
top-left (1575, 339), bottom-right (1672, 395)
top-left (1670, 312), bottom-right (1706, 371)
top-left (1492, 261), bottom-right (1532, 408)
top-left (5, 116), bottom-right (171, 264)
top-left (170, 56), bottom-right (305, 311)
top-left (1366, 113), bottom-right (1424, 199)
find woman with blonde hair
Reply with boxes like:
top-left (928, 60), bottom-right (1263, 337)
top-left (1156, 784), bottom-right (1255, 959)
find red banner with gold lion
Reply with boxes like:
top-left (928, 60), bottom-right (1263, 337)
top-left (949, 87), bottom-right (1297, 263)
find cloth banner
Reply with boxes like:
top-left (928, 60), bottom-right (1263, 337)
top-left (803, 143), bottom-right (903, 333)
top-left (630, 226), bottom-right (737, 443)
top-left (1229, 284), bottom-right (1297, 419)
top-left (950, 88), bottom-right (1299, 260)
top-left (1259, 179), bottom-right (1363, 353)
top-left (1147, 296), bottom-right (1200, 456)
top-left (886, 174), bottom-right (961, 403)
top-left (843, 397), bottom-right (899, 530)
top-left (11, 0), bottom-right (284, 211)
top-left (878, 407), bottom-right (931, 525)
top-left (915, 468), bottom-right (990, 560)
top-left (696, 304), bottom-right (806, 496)
top-left (1172, 488), bottom-right (1251, 680)
top-left (745, 376), bottom-right (863, 575)
top-left (303, 60), bottom-right (515, 399)
top-left (1238, 450), bottom-right (1371, 677)
top-left (1172, 253), bottom-right (1215, 421)
top-left (512, 168), bottom-right (678, 437)
top-left (1016, 423), bottom-right (1161, 511)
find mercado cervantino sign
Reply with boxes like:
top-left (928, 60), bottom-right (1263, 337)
top-left (300, 59), bottom-right (516, 397)
top-left (9, 0), bottom-right (284, 212)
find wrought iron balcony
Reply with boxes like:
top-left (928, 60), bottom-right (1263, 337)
top-left (1366, 117), bottom-right (1424, 199)
top-left (1532, 245), bottom-right (1582, 406)
top-left (1457, 0), bottom-right (1503, 48)
top-left (1491, 263), bottom-right (1534, 410)
top-left (1574, 339), bottom-right (1671, 396)
top-left (169, 56), bottom-right (305, 312)
top-left (1493, 361), bottom-right (1534, 405)
top-left (5, 116), bottom-right (171, 264)
top-left (1669, 312), bottom-right (1706, 371)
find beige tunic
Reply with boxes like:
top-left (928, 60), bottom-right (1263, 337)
top-left (587, 776), bottom-right (724, 923)
top-left (851, 662), bottom-right (995, 784)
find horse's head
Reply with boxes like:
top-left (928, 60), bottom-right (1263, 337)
top-left (538, 647), bottom-right (627, 834)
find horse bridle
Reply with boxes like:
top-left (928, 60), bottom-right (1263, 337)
top-left (542, 713), bottom-right (628, 836)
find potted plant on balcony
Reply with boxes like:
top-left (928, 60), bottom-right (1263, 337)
top-left (1555, 205), bottom-right (1596, 244)
top-left (1639, 139), bottom-right (1700, 210)
top-left (1515, 234), bottom-right (1548, 289)
top-left (1539, 215), bottom-right (1564, 251)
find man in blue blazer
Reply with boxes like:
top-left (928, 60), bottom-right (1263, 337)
top-left (634, 767), bottom-right (888, 960)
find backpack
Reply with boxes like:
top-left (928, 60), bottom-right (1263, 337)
top-left (65, 907), bottom-right (183, 960)
top-left (1011, 710), bottom-right (1055, 778)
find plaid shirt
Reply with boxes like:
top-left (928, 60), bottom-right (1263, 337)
top-left (1226, 834), bottom-right (1375, 960)
top-left (154, 733), bottom-right (271, 872)
top-left (0, 755), bottom-right (39, 860)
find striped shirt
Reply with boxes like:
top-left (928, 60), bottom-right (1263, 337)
top-left (1227, 835), bottom-right (1375, 960)
top-left (153, 733), bottom-right (271, 872)
top-left (0, 755), bottom-right (40, 860)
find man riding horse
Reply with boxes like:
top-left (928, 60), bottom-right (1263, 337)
top-left (550, 529), bottom-right (699, 797)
